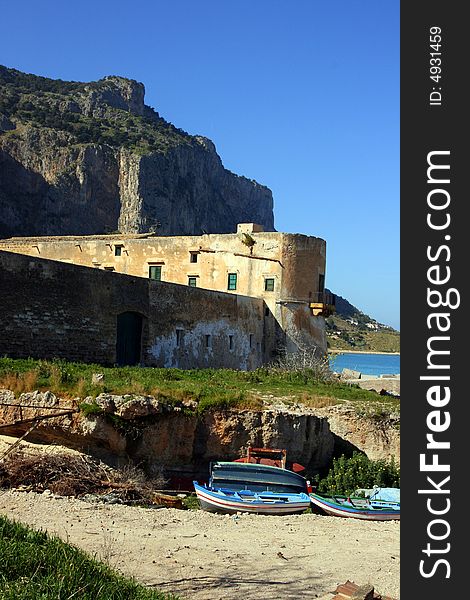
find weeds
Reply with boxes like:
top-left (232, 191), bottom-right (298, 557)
top-left (182, 494), bottom-right (200, 510)
top-left (0, 370), bottom-right (39, 394)
top-left (79, 401), bottom-right (104, 417)
top-left (0, 515), bottom-right (179, 599)
top-left (297, 393), bottom-right (339, 408)
top-left (0, 357), bottom-right (387, 412)
top-left (269, 347), bottom-right (335, 382)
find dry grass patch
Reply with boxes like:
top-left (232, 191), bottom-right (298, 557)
top-left (0, 369), bottom-right (39, 395)
top-left (297, 393), bottom-right (340, 408)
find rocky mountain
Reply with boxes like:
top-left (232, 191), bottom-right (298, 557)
top-left (0, 66), bottom-right (274, 237)
top-left (326, 290), bottom-right (400, 352)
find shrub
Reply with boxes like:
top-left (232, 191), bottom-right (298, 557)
top-left (269, 347), bottom-right (335, 383)
top-left (317, 452), bottom-right (400, 495)
top-left (79, 401), bottom-right (104, 417)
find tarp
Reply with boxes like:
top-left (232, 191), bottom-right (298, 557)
top-left (355, 486), bottom-right (400, 503)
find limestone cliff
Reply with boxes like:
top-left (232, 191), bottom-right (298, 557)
top-left (0, 66), bottom-right (274, 237)
top-left (0, 390), bottom-right (400, 480)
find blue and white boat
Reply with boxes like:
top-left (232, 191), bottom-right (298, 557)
top-left (193, 461), bottom-right (311, 515)
top-left (309, 492), bottom-right (400, 521)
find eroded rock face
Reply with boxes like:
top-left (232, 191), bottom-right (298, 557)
top-left (0, 392), bottom-right (400, 475)
top-left (316, 403), bottom-right (400, 463)
top-left (0, 392), bottom-right (334, 473)
top-left (0, 128), bottom-right (120, 236)
top-left (0, 68), bottom-right (274, 237)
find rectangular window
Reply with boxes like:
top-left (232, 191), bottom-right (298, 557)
top-left (176, 329), bottom-right (183, 347)
top-left (318, 273), bottom-right (325, 293)
top-left (188, 276), bottom-right (197, 287)
top-left (103, 266), bottom-right (115, 271)
top-left (114, 245), bottom-right (123, 256)
top-left (227, 273), bottom-right (237, 290)
top-left (264, 278), bottom-right (275, 292)
top-left (249, 334), bottom-right (253, 348)
top-left (149, 265), bottom-right (162, 281)
top-left (228, 334), bottom-right (234, 350)
top-left (190, 252), bottom-right (199, 263)
top-left (205, 334), bottom-right (211, 348)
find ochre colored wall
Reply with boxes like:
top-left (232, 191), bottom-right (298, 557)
top-left (0, 228), bottom-right (328, 355)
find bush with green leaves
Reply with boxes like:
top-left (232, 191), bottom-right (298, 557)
top-left (317, 452), bottom-right (400, 495)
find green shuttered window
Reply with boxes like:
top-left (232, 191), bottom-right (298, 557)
top-left (227, 273), bottom-right (237, 290)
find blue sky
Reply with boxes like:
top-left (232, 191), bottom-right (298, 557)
top-left (1, 1), bottom-right (400, 329)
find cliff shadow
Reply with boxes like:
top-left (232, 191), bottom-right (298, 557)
top-left (331, 432), bottom-right (365, 459)
top-left (0, 151), bottom-right (50, 237)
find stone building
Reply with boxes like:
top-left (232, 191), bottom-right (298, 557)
top-left (0, 223), bottom-right (334, 368)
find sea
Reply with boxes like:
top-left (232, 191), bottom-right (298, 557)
top-left (329, 352), bottom-right (400, 376)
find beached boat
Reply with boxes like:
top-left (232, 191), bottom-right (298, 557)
top-left (309, 492), bottom-right (400, 521)
top-left (194, 482), bottom-right (311, 515)
top-left (193, 461), bottom-right (310, 515)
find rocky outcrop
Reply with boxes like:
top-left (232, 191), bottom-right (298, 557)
top-left (316, 403), bottom-right (400, 463)
top-left (116, 140), bottom-right (273, 236)
top-left (0, 128), bottom-right (121, 236)
top-left (0, 390), bottom-right (400, 478)
top-left (0, 390), bottom-right (334, 476)
top-left (0, 65), bottom-right (274, 237)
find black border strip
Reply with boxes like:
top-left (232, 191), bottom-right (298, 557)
top-left (401, 2), bottom-right (466, 596)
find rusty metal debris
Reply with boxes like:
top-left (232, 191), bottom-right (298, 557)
top-left (334, 580), bottom-right (397, 600)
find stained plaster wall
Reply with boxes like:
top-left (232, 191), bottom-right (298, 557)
top-left (0, 250), bottom-right (270, 368)
top-left (0, 226), bottom-right (328, 354)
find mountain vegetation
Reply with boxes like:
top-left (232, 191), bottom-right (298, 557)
top-left (326, 290), bottom-right (400, 353)
top-left (0, 65), bottom-right (274, 238)
top-left (0, 65), bottom-right (191, 155)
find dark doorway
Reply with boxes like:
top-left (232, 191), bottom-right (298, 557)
top-left (116, 312), bottom-right (143, 365)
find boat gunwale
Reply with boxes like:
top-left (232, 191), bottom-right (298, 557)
top-left (193, 482), bottom-right (311, 514)
top-left (309, 492), bottom-right (400, 516)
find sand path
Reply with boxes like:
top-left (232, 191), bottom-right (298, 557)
top-left (0, 489), bottom-right (399, 600)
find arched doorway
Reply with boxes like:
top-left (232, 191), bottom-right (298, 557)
top-left (116, 312), bottom-right (143, 366)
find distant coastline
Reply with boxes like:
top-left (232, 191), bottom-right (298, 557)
top-left (328, 349), bottom-right (400, 356)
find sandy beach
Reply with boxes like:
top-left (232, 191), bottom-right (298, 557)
top-left (0, 489), bottom-right (399, 600)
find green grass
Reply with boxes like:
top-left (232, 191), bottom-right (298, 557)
top-left (0, 515), bottom-right (179, 599)
top-left (0, 357), bottom-right (388, 413)
top-left (182, 495), bottom-right (200, 510)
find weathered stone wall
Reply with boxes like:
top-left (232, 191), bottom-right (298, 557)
top-left (0, 250), bottom-right (270, 368)
top-left (0, 228), bottom-right (328, 354)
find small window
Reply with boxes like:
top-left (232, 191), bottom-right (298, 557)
top-left (205, 334), bottom-right (211, 348)
top-left (114, 245), bottom-right (123, 257)
top-left (249, 334), bottom-right (253, 348)
top-left (190, 252), bottom-right (199, 263)
top-left (104, 266), bottom-right (115, 271)
top-left (265, 306), bottom-right (270, 317)
top-left (228, 334), bottom-right (234, 350)
top-left (149, 265), bottom-right (162, 281)
top-left (264, 278), bottom-right (275, 292)
top-left (176, 329), bottom-right (184, 347)
top-left (188, 276), bottom-right (197, 287)
top-left (228, 273), bottom-right (237, 290)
